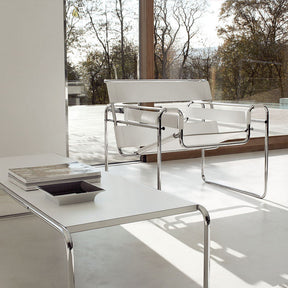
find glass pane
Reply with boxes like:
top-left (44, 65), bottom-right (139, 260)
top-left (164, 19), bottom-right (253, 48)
top-left (154, 0), bottom-right (219, 80)
top-left (215, 0), bottom-right (288, 136)
top-left (153, 0), bottom-right (288, 101)
top-left (66, 0), bottom-right (139, 164)
top-left (153, 0), bottom-right (288, 135)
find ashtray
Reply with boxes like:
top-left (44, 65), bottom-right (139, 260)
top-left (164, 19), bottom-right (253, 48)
top-left (39, 181), bottom-right (104, 205)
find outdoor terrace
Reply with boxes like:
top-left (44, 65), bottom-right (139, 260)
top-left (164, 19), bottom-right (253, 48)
top-left (68, 104), bottom-right (288, 164)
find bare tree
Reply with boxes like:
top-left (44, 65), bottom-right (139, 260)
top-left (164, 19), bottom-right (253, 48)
top-left (83, 0), bottom-right (114, 79)
top-left (65, 0), bottom-right (85, 54)
top-left (115, 0), bottom-right (126, 78)
top-left (154, 0), bottom-right (180, 78)
top-left (188, 47), bottom-right (218, 81)
top-left (175, 0), bottom-right (207, 78)
top-left (154, 0), bottom-right (207, 79)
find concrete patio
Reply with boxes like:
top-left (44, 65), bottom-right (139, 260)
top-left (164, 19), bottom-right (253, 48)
top-left (68, 104), bottom-right (288, 165)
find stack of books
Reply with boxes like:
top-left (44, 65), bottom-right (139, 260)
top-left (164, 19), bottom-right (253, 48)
top-left (8, 162), bottom-right (101, 191)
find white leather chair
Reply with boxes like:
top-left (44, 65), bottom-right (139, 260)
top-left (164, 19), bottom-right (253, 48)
top-left (104, 79), bottom-right (269, 198)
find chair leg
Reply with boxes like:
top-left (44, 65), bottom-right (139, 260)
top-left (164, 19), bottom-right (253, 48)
top-left (157, 123), bottom-right (162, 190)
top-left (201, 149), bottom-right (206, 182)
top-left (201, 106), bottom-right (269, 199)
top-left (263, 106), bottom-right (269, 198)
top-left (201, 136), bottom-right (269, 199)
top-left (104, 108), bottom-right (109, 172)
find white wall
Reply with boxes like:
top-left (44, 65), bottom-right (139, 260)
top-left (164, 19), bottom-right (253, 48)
top-left (0, 0), bottom-right (67, 157)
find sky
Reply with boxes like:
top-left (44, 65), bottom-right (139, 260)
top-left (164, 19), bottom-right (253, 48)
top-left (194, 0), bottom-right (225, 48)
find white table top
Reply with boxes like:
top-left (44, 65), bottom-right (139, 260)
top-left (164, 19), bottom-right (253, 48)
top-left (0, 154), bottom-right (198, 233)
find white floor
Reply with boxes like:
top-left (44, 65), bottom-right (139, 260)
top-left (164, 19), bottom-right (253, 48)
top-left (1, 149), bottom-right (288, 288)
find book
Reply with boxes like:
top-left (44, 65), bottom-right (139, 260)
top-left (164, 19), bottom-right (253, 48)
top-left (8, 162), bottom-right (101, 191)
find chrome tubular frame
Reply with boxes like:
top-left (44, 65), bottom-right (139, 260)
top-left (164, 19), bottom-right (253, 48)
top-left (155, 104), bottom-right (269, 198)
top-left (156, 109), bottom-right (168, 190)
top-left (0, 184), bottom-right (75, 288)
top-left (2, 181), bottom-right (210, 288)
top-left (105, 103), bottom-right (167, 176)
top-left (197, 204), bottom-right (211, 288)
top-left (105, 102), bottom-right (269, 198)
top-left (200, 105), bottom-right (269, 199)
top-left (156, 108), bottom-right (184, 190)
top-left (104, 105), bottom-right (109, 171)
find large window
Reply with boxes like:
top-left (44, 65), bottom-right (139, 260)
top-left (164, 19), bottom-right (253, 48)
top-left (66, 0), bottom-right (139, 164)
top-left (66, 0), bottom-right (288, 105)
top-left (66, 0), bottom-right (139, 104)
top-left (152, 0), bottom-right (288, 147)
top-left (153, 0), bottom-right (288, 103)
top-left (66, 0), bottom-right (288, 164)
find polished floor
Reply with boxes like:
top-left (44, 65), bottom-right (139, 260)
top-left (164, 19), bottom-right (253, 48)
top-left (1, 149), bottom-right (288, 288)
